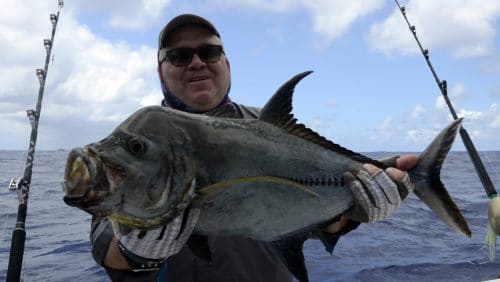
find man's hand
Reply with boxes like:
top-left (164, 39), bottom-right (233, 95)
top-left (108, 207), bottom-right (200, 270)
top-left (325, 155), bottom-right (418, 233)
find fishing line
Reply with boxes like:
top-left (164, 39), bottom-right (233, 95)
top-left (481, 151), bottom-right (500, 181)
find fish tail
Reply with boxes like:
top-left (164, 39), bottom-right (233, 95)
top-left (410, 117), bottom-right (471, 237)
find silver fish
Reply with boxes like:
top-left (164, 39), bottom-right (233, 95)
top-left (62, 71), bottom-right (470, 282)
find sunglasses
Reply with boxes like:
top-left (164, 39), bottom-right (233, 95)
top-left (159, 44), bottom-right (224, 67)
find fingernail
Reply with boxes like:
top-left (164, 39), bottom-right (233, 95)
top-left (363, 163), bottom-right (381, 175)
top-left (386, 167), bottom-right (404, 180)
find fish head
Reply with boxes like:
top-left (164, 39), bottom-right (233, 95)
top-left (62, 106), bottom-right (197, 229)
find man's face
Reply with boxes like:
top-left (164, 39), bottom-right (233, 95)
top-left (159, 25), bottom-right (231, 112)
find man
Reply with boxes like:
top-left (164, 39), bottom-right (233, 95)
top-left (90, 14), bottom-right (417, 282)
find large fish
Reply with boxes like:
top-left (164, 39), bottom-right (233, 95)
top-left (62, 71), bottom-right (470, 282)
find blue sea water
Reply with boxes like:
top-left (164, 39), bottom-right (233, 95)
top-left (1, 150), bottom-right (500, 281)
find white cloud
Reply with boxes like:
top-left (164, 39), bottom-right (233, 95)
top-left (406, 129), bottom-right (421, 143)
top-left (304, 0), bottom-right (385, 44)
top-left (450, 83), bottom-right (468, 99)
top-left (435, 95), bottom-right (447, 111)
top-left (47, 13), bottom-right (159, 121)
top-left (376, 116), bottom-right (393, 132)
top-left (411, 104), bottom-right (425, 118)
top-left (457, 109), bottom-right (483, 120)
top-left (434, 82), bottom-right (469, 111)
top-left (71, 0), bottom-right (172, 30)
top-left (368, 117), bottom-right (397, 144)
top-left (210, 0), bottom-right (300, 12)
top-left (405, 127), bottom-right (440, 144)
top-left (108, 0), bottom-right (172, 30)
top-left (307, 115), bottom-right (332, 131)
top-left (491, 115), bottom-right (500, 128)
top-left (370, 100), bottom-right (499, 151)
top-left (0, 0), bottom-right (161, 149)
top-left (487, 104), bottom-right (500, 128)
top-left (369, 0), bottom-right (500, 58)
top-left (209, 0), bottom-right (384, 44)
top-left (139, 92), bottom-right (163, 107)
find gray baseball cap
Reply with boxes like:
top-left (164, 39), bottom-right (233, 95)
top-left (158, 14), bottom-right (220, 48)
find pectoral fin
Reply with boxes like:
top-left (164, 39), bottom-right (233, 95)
top-left (197, 176), bottom-right (320, 198)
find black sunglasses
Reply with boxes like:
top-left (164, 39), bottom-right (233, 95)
top-left (159, 44), bottom-right (224, 66)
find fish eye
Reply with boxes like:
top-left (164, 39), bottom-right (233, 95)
top-left (127, 137), bottom-right (147, 156)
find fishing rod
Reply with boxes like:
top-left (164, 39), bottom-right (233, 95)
top-left (394, 0), bottom-right (497, 198)
top-left (6, 1), bottom-right (64, 281)
top-left (394, 0), bottom-right (500, 259)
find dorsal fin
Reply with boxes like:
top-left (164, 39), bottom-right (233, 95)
top-left (260, 71), bottom-right (385, 167)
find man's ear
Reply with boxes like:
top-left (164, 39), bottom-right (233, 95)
top-left (157, 65), bottom-right (168, 92)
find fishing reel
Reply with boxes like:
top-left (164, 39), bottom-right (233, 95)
top-left (8, 177), bottom-right (21, 191)
top-left (8, 177), bottom-right (28, 204)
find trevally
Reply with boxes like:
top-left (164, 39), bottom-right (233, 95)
top-left (62, 71), bottom-right (470, 282)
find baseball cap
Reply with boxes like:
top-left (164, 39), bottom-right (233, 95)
top-left (158, 14), bottom-right (220, 49)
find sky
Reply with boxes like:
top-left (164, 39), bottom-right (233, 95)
top-left (1, 0), bottom-right (499, 152)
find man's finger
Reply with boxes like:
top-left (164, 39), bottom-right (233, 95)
top-left (356, 170), bottom-right (386, 208)
top-left (372, 170), bottom-right (400, 205)
top-left (362, 163), bottom-right (382, 176)
top-left (385, 167), bottom-right (406, 182)
top-left (396, 155), bottom-right (418, 171)
top-left (392, 172), bottom-right (414, 201)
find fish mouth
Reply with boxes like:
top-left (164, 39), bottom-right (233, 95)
top-left (62, 147), bottom-right (125, 212)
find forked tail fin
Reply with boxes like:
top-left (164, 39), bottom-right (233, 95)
top-left (410, 118), bottom-right (471, 237)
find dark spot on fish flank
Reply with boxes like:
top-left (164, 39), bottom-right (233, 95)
top-left (314, 179), bottom-right (320, 185)
top-left (340, 177), bottom-right (345, 186)
top-left (333, 177), bottom-right (338, 186)
top-left (327, 178), bottom-right (332, 185)
top-left (321, 179), bottom-right (326, 186)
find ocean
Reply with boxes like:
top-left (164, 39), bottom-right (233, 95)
top-left (1, 150), bottom-right (500, 281)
